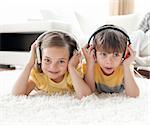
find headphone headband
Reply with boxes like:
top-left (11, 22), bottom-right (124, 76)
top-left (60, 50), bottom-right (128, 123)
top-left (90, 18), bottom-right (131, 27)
top-left (36, 30), bottom-right (78, 43)
top-left (88, 24), bottom-right (131, 59)
top-left (88, 24), bottom-right (131, 45)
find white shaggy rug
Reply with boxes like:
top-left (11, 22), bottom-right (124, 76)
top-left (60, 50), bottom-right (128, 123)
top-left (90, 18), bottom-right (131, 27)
top-left (0, 69), bottom-right (150, 125)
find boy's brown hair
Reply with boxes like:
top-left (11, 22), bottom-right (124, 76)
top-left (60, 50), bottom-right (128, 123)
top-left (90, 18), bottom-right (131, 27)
top-left (93, 29), bottom-right (128, 54)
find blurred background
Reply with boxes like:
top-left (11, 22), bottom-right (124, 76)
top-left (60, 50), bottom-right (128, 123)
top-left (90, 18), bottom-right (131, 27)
top-left (0, 0), bottom-right (149, 24)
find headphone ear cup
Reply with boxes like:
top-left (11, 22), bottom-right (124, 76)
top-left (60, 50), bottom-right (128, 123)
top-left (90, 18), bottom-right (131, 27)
top-left (36, 45), bottom-right (42, 65)
top-left (35, 42), bottom-right (42, 72)
top-left (36, 62), bottom-right (42, 72)
top-left (124, 43), bottom-right (131, 59)
top-left (124, 50), bottom-right (130, 59)
top-left (35, 47), bottom-right (42, 72)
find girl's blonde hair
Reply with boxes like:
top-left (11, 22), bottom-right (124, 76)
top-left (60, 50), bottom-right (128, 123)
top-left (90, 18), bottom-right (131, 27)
top-left (36, 31), bottom-right (79, 72)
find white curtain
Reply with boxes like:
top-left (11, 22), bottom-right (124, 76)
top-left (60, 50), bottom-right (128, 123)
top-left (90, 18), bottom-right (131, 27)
top-left (109, 0), bottom-right (134, 15)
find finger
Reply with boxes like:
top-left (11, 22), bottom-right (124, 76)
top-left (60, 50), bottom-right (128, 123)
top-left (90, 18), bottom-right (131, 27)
top-left (83, 43), bottom-right (89, 49)
top-left (91, 49), bottom-right (95, 55)
top-left (82, 47), bottom-right (88, 56)
top-left (77, 53), bottom-right (81, 59)
top-left (82, 43), bottom-right (94, 51)
top-left (73, 51), bottom-right (81, 57)
top-left (88, 45), bottom-right (94, 53)
top-left (77, 51), bottom-right (81, 56)
top-left (128, 45), bottom-right (134, 51)
top-left (91, 49), bottom-right (96, 59)
top-left (31, 40), bottom-right (38, 49)
top-left (127, 46), bottom-right (134, 56)
top-left (73, 50), bottom-right (78, 55)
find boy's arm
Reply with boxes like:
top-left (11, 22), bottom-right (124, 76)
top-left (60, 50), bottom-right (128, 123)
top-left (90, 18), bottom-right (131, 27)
top-left (68, 52), bottom-right (91, 99)
top-left (123, 65), bottom-right (139, 97)
top-left (123, 46), bottom-right (140, 97)
top-left (82, 44), bottom-right (96, 92)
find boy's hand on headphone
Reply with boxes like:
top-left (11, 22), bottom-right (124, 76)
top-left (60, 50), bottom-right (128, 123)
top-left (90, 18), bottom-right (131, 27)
top-left (123, 46), bottom-right (136, 67)
top-left (82, 44), bottom-right (95, 66)
top-left (68, 51), bottom-right (81, 69)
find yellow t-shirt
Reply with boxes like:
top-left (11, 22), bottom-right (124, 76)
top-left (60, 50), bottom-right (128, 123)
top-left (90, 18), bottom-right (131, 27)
top-left (30, 67), bottom-right (83, 95)
top-left (82, 63), bottom-right (124, 93)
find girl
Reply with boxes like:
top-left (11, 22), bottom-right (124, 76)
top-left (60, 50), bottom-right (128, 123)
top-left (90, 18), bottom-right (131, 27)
top-left (12, 31), bottom-right (91, 99)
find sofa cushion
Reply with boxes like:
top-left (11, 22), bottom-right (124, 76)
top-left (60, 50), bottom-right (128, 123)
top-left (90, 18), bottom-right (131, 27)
top-left (40, 9), bottom-right (84, 42)
top-left (106, 14), bottom-right (139, 34)
top-left (74, 11), bottom-right (106, 38)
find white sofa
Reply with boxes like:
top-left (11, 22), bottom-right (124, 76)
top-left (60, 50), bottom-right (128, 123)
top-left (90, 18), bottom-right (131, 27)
top-left (1, 9), bottom-right (144, 46)
top-left (0, 10), bottom-right (144, 66)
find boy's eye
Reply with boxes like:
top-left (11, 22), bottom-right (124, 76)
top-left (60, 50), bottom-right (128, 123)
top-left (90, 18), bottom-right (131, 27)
top-left (113, 52), bottom-right (119, 57)
top-left (113, 52), bottom-right (122, 57)
top-left (101, 52), bottom-right (107, 56)
top-left (97, 52), bottom-right (107, 57)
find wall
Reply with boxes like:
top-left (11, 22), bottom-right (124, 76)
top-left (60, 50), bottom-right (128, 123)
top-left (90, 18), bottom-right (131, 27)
top-left (0, 0), bottom-right (109, 24)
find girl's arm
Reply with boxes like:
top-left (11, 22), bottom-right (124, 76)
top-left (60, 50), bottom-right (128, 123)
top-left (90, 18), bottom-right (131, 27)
top-left (68, 52), bottom-right (91, 99)
top-left (12, 63), bottom-right (35, 95)
top-left (12, 42), bottom-right (37, 96)
top-left (82, 44), bottom-right (95, 92)
top-left (123, 46), bottom-right (140, 97)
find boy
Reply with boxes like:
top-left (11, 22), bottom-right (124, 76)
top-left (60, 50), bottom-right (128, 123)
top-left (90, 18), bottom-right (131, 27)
top-left (82, 25), bottom-right (140, 97)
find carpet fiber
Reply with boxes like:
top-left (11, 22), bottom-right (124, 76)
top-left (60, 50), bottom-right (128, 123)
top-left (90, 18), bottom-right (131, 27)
top-left (0, 69), bottom-right (149, 125)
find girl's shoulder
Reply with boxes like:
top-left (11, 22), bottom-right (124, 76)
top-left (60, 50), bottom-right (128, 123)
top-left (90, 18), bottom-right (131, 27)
top-left (30, 67), bottom-right (45, 78)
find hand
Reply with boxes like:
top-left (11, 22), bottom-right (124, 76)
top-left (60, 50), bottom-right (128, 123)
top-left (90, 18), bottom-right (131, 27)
top-left (68, 51), bottom-right (81, 69)
top-left (82, 44), bottom-right (95, 66)
top-left (123, 46), bottom-right (136, 67)
top-left (27, 40), bottom-right (39, 66)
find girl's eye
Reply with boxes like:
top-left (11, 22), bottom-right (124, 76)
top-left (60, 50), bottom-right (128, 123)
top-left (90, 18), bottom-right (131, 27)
top-left (44, 59), bottom-right (50, 63)
top-left (59, 60), bottom-right (65, 64)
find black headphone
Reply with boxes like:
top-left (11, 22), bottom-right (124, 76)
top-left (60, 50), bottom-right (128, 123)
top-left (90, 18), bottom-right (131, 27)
top-left (88, 24), bottom-right (131, 59)
top-left (35, 30), bottom-right (79, 72)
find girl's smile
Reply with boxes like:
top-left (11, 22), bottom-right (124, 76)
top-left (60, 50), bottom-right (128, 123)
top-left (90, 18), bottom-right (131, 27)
top-left (41, 46), bottom-right (69, 83)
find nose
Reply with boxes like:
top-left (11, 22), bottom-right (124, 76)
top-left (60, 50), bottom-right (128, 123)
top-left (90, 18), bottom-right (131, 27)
top-left (49, 62), bottom-right (58, 70)
top-left (105, 56), bottom-right (113, 65)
